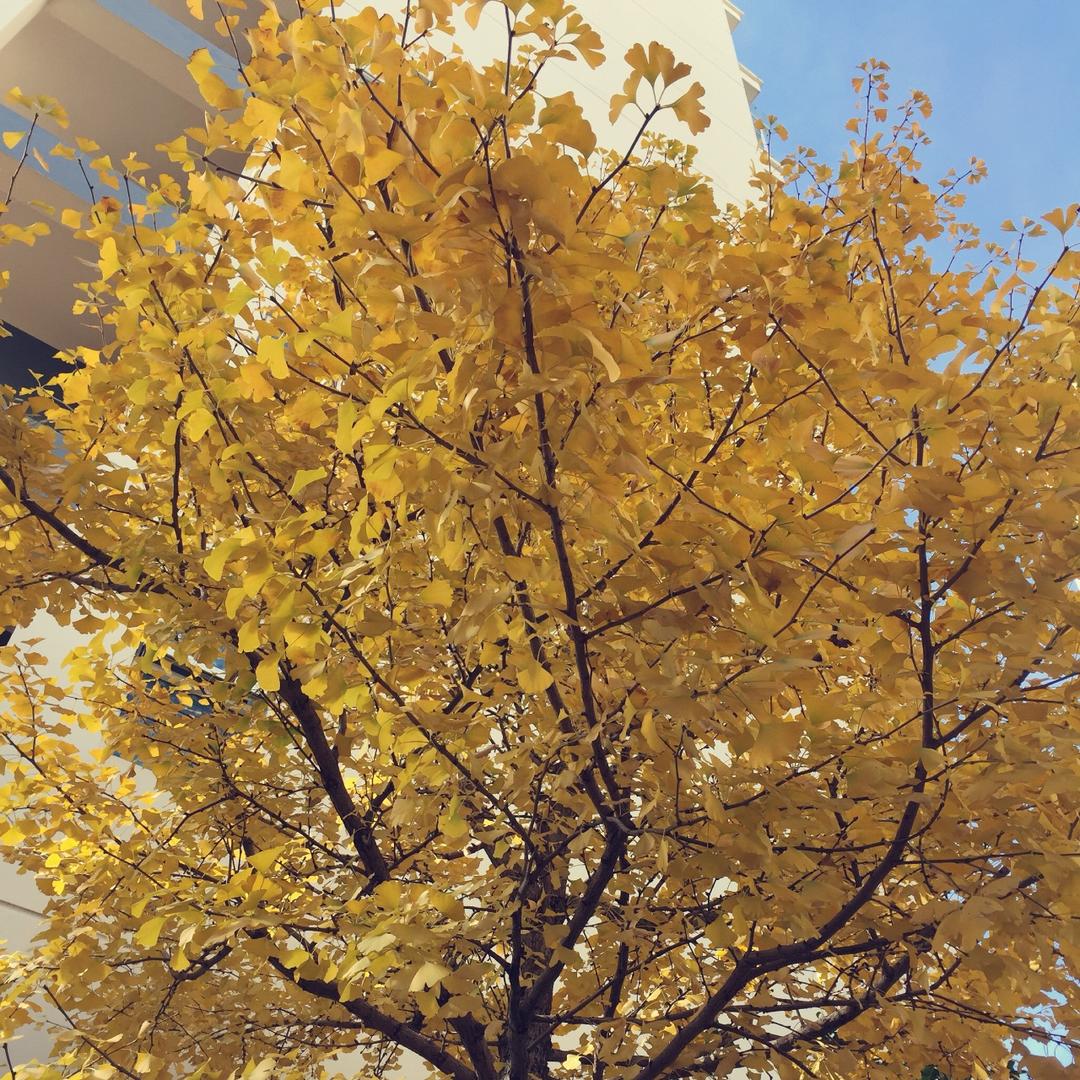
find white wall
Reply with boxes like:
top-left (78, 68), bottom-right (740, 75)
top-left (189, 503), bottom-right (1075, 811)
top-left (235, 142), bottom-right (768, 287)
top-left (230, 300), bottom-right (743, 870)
top-left (439, 0), bottom-right (760, 205)
top-left (0, 610), bottom-right (88, 1068)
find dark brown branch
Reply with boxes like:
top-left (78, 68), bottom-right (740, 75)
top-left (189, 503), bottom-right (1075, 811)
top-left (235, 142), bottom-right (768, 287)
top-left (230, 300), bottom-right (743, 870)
top-left (266, 956), bottom-right (477, 1080)
top-left (273, 664), bottom-right (390, 883)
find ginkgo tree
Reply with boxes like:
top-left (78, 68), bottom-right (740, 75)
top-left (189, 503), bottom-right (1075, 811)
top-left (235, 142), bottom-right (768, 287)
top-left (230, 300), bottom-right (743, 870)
top-left (0, 2), bottom-right (1078, 1078)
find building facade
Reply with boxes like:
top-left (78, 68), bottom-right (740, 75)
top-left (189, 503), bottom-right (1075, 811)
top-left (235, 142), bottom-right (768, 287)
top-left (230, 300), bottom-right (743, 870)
top-left (0, 1), bottom-right (759, 1072)
top-left (0, 0), bottom-right (759, 384)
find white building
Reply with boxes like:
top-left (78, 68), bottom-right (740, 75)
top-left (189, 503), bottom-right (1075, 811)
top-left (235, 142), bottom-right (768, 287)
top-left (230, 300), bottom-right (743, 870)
top-left (0, 1), bottom-right (759, 1072)
top-left (0, 0), bottom-right (760, 382)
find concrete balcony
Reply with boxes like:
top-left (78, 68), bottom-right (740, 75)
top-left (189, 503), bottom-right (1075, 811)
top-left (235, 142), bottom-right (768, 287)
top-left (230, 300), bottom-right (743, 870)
top-left (0, 0), bottom-right (247, 381)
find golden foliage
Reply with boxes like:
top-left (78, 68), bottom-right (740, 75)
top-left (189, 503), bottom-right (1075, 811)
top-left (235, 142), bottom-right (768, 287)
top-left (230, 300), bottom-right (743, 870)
top-left (0, 4), bottom-right (1078, 1079)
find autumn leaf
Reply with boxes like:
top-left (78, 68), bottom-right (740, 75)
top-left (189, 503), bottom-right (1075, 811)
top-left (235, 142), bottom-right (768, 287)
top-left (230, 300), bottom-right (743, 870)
top-left (248, 843), bottom-right (288, 874)
top-left (670, 81), bottom-right (711, 134)
top-left (408, 960), bottom-right (451, 993)
top-left (420, 579), bottom-right (453, 607)
top-left (517, 659), bottom-right (554, 695)
top-left (364, 147), bottom-right (404, 186)
top-left (255, 656), bottom-right (281, 693)
top-left (135, 917), bottom-right (166, 949)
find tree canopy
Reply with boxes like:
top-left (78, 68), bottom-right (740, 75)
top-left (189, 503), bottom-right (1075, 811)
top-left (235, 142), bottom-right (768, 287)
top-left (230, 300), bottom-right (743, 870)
top-left (0, 2), bottom-right (1078, 1078)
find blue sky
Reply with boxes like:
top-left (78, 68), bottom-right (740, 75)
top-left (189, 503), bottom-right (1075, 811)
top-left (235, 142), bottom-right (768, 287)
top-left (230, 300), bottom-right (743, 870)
top-left (738, 7), bottom-right (1077, 1067)
top-left (734, 1), bottom-right (1078, 264)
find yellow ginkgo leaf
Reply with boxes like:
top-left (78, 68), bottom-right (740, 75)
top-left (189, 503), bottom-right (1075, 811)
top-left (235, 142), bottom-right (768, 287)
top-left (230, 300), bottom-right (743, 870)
top-left (580, 328), bottom-right (620, 382)
top-left (289, 466), bottom-right (328, 496)
top-left (420, 579), bottom-right (453, 607)
top-left (640, 711), bottom-right (664, 753)
top-left (255, 656), bottom-right (281, 693)
top-left (517, 660), bottom-right (554, 695)
top-left (279, 948), bottom-right (309, 969)
top-left (408, 960), bottom-right (450, 993)
top-left (99, 236), bottom-right (121, 279)
top-left (204, 537), bottom-right (239, 582)
top-left (670, 82), bottom-right (711, 135)
top-left (187, 48), bottom-right (215, 88)
top-left (248, 844), bottom-right (288, 874)
top-left (364, 147), bottom-right (405, 185)
top-left (257, 337), bottom-right (289, 380)
top-left (241, 1059), bottom-right (278, 1080)
top-left (135, 917), bottom-right (166, 949)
